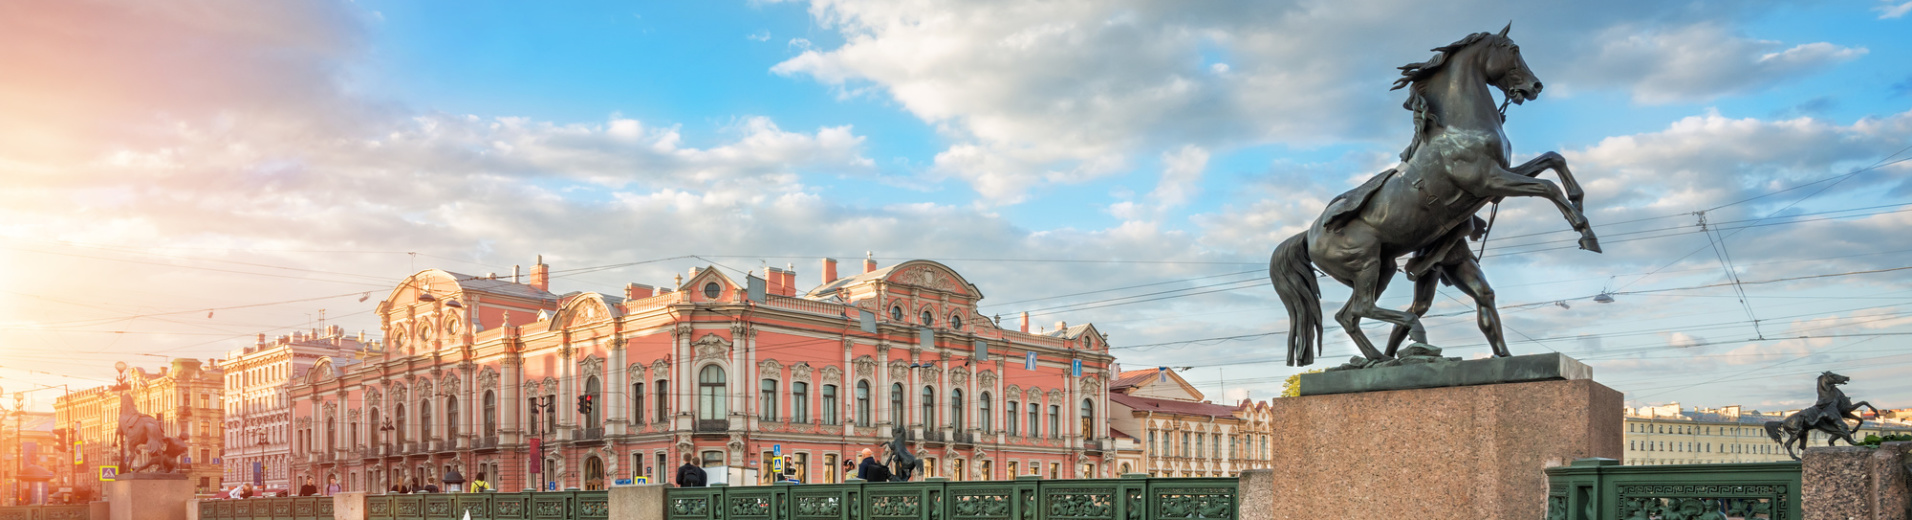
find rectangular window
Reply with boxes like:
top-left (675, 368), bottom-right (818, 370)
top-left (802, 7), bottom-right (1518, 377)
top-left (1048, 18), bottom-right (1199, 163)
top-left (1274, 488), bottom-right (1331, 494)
top-left (1006, 402), bottom-right (1019, 436)
top-left (1007, 461), bottom-right (1019, 478)
top-left (824, 454), bottom-right (839, 483)
top-left (1212, 433), bottom-right (1220, 459)
top-left (631, 383), bottom-right (645, 425)
top-left (760, 380), bottom-right (780, 422)
top-left (1047, 405), bottom-right (1059, 439)
top-left (822, 385), bottom-right (839, 425)
top-left (1195, 434), bottom-right (1204, 459)
top-left (655, 379), bottom-right (669, 423)
top-left (1149, 430), bottom-right (1156, 455)
top-left (792, 382), bottom-right (810, 423)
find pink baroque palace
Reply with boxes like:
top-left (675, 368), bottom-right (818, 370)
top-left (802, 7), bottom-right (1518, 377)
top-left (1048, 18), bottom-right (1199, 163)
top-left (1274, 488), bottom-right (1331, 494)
top-left (286, 256), bottom-right (1118, 493)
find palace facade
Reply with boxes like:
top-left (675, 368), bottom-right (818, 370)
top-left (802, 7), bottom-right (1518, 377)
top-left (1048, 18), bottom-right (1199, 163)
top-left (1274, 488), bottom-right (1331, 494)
top-left (1622, 402), bottom-right (1912, 465)
top-left (286, 257), bottom-right (1117, 493)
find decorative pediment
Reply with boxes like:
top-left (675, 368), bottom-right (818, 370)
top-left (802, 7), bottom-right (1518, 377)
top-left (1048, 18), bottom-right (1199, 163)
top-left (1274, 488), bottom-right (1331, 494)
top-left (1079, 374), bottom-right (1102, 394)
top-left (950, 369), bottom-right (969, 387)
top-left (415, 380), bottom-right (434, 400)
top-left (1024, 387), bottom-right (1041, 402)
top-left (1004, 385), bottom-right (1021, 401)
top-left (758, 359), bottom-right (784, 376)
top-left (440, 375), bottom-right (461, 396)
top-left (791, 362), bottom-right (813, 382)
top-left (480, 368), bottom-right (499, 392)
top-left (552, 293), bottom-right (620, 332)
top-left (651, 359), bottom-right (669, 378)
top-left (390, 384), bottom-right (407, 403)
top-left (542, 378), bottom-right (559, 394)
top-left (1048, 389), bottom-right (1064, 402)
top-left (580, 355), bottom-right (606, 377)
top-left (819, 365), bottom-right (843, 384)
top-left (323, 401), bottom-right (338, 416)
top-left (886, 264), bottom-right (968, 296)
top-left (347, 409), bottom-right (361, 421)
top-left (853, 356), bottom-right (877, 379)
top-left (888, 361), bottom-right (910, 381)
top-left (978, 371), bottom-right (997, 389)
top-left (692, 333), bottom-right (732, 362)
top-left (364, 387), bottom-right (383, 404)
top-left (627, 363), bottom-right (647, 382)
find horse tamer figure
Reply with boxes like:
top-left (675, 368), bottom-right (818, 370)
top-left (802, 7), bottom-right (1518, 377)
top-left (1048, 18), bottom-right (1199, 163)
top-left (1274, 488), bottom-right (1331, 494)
top-left (1270, 24), bottom-right (1601, 368)
top-left (1765, 371), bottom-right (1879, 460)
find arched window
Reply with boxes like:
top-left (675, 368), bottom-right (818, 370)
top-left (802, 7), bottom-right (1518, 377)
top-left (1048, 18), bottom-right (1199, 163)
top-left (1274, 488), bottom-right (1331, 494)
top-left (950, 313), bottom-right (963, 330)
top-left (889, 383), bottom-right (904, 425)
top-left (890, 306), bottom-right (903, 321)
top-left (369, 407), bottom-right (383, 446)
top-left (822, 384), bottom-right (838, 425)
top-left (419, 399), bottom-right (433, 440)
top-left (760, 379), bottom-right (780, 422)
top-left (792, 382), bottom-right (810, 423)
top-left (1080, 399), bottom-right (1094, 440)
top-left (921, 310), bottom-right (934, 326)
top-left (920, 386), bottom-right (936, 427)
top-left (979, 392), bottom-right (992, 432)
top-left (584, 375), bottom-right (602, 429)
top-left (950, 389), bottom-right (964, 430)
top-left (325, 416), bottom-right (336, 451)
top-left (630, 382), bottom-right (645, 425)
top-left (855, 381), bottom-right (871, 427)
top-left (1006, 401), bottom-right (1018, 436)
top-left (698, 366), bottom-right (727, 421)
top-left (446, 395), bottom-right (460, 439)
top-left (483, 391), bottom-right (497, 438)
top-left (1047, 404), bottom-right (1059, 439)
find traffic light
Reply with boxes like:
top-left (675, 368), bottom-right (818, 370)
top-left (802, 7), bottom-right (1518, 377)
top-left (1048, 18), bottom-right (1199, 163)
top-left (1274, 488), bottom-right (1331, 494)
top-left (577, 395), bottom-right (594, 415)
top-left (54, 429), bottom-right (66, 446)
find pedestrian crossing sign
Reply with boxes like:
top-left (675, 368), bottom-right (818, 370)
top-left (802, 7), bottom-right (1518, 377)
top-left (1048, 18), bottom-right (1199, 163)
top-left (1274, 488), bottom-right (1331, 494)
top-left (99, 466), bottom-right (119, 482)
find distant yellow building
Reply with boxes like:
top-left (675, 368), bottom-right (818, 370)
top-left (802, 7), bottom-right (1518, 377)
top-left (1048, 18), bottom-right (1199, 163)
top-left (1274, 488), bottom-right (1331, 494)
top-left (55, 359), bottom-right (225, 495)
top-left (1623, 402), bottom-right (1912, 465)
top-left (1106, 367), bottom-right (1275, 478)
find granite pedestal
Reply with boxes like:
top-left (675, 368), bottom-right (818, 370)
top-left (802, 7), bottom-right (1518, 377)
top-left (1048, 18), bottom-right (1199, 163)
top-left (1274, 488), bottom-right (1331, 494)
top-left (106, 474), bottom-right (191, 520)
top-left (1245, 377), bottom-right (1622, 520)
top-left (1802, 442), bottom-right (1911, 520)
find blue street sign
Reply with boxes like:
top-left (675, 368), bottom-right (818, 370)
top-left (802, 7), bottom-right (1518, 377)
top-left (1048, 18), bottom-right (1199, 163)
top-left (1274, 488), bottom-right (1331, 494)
top-left (1072, 359), bottom-right (1082, 377)
top-left (1025, 351), bottom-right (1037, 370)
top-left (1159, 367), bottom-right (1169, 382)
top-left (773, 444), bottom-right (782, 456)
top-left (614, 479), bottom-right (633, 486)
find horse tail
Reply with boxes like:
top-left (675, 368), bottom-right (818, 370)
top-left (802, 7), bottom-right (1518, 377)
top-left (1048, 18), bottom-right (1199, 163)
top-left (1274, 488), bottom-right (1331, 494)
top-left (1764, 421), bottom-right (1784, 443)
top-left (1271, 232), bottom-right (1322, 367)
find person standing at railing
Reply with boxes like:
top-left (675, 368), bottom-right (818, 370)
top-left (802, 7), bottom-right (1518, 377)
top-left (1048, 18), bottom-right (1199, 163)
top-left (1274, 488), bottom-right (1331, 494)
top-left (325, 475), bottom-right (341, 496)
top-left (299, 477), bottom-right (318, 497)
top-left (855, 448), bottom-right (889, 482)
top-left (675, 453), bottom-right (707, 487)
top-left (469, 472), bottom-right (489, 493)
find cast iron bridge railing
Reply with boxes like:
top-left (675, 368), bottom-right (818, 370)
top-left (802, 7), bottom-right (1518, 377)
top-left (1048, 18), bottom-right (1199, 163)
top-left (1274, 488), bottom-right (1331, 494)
top-left (1544, 458), bottom-right (1802, 520)
top-left (0, 504), bottom-right (94, 520)
top-left (666, 475), bottom-right (1238, 520)
top-left (198, 491), bottom-right (608, 520)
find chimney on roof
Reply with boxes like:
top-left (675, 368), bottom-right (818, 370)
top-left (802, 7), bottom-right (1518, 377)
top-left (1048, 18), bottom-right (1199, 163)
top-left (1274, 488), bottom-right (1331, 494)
top-left (863, 251), bottom-right (877, 273)
top-left (626, 283), bottom-right (655, 300)
top-left (512, 265), bottom-right (521, 284)
top-left (530, 255), bottom-right (550, 292)
top-left (1019, 312), bottom-right (1030, 333)
top-left (1055, 321), bottom-right (1067, 333)
top-left (784, 263), bottom-right (797, 296)
top-left (821, 258), bottom-right (838, 286)
top-left (765, 267), bottom-right (788, 297)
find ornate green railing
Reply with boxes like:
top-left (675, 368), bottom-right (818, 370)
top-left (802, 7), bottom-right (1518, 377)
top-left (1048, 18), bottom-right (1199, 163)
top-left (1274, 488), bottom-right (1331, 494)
top-left (1543, 458), bottom-right (1802, 520)
top-left (665, 475), bottom-right (1238, 520)
top-left (196, 492), bottom-right (607, 520)
top-left (0, 505), bottom-right (92, 520)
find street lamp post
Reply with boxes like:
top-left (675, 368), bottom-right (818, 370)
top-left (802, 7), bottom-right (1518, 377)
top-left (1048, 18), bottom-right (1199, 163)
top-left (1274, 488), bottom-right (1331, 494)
top-left (378, 419), bottom-right (394, 493)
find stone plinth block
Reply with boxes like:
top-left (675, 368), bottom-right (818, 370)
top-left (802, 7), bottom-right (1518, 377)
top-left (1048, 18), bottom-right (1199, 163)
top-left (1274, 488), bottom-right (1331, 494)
top-left (1253, 378), bottom-right (1621, 520)
top-left (1802, 442), bottom-right (1911, 520)
top-left (333, 492), bottom-right (367, 520)
top-left (106, 474), bottom-right (192, 520)
top-left (608, 485), bottom-right (666, 520)
top-left (1298, 352), bottom-right (1590, 396)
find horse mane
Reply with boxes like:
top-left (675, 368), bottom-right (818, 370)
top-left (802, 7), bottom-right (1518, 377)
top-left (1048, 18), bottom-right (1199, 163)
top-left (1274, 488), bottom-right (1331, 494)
top-left (1391, 32), bottom-right (1494, 163)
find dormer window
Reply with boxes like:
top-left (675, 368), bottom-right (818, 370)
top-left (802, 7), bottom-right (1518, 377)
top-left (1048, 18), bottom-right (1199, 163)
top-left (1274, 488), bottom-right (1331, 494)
top-left (950, 314), bottom-right (963, 330)
top-left (703, 282), bottom-right (721, 299)
top-left (890, 306), bottom-right (904, 321)
top-left (921, 310), bottom-right (934, 326)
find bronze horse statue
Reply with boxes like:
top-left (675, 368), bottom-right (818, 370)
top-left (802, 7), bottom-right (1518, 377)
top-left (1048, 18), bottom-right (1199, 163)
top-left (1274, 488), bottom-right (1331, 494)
top-left (115, 391), bottom-right (179, 472)
top-left (884, 425), bottom-right (921, 482)
top-left (1765, 371), bottom-right (1879, 460)
top-left (1271, 24), bottom-right (1600, 367)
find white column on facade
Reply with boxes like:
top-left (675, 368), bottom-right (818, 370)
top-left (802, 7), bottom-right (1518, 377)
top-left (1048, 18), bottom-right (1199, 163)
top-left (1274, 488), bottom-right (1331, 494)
top-left (609, 337), bottom-right (627, 435)
top-left (503, 358), bottom-right (522, 444)
top-left (462, 364), bottom-right (476, 448)
top-left (875, 344), bottom-right (889, 427)
top-left (675, 325), bottom-right (693, 432)
top-left (737, 323), bottom-right (754, 431)
top-left (907, 348), bottom-right (920, 429)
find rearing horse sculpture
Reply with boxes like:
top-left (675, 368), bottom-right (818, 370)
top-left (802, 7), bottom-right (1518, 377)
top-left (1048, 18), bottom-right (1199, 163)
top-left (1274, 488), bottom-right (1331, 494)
top-left (1271, 24), bottom-right (1600, 367)
top-left (116, 391), bottom-right (173, 471)
top-left (1765, 371), bottom-right (1879, 460)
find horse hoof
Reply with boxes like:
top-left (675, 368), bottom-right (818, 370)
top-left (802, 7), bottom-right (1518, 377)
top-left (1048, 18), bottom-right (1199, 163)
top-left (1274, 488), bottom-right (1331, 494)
top-left (1579, 235), bottom-right (1603, 253)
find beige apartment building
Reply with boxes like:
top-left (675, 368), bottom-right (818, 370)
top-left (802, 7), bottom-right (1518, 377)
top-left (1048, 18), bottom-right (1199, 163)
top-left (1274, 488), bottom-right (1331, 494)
top-left (1623, 402), bottom-right (1912, 465)
top-left (1106, 368), bottom-right (1275, 477)
top-left (221, 326), bottom-right (368, 492)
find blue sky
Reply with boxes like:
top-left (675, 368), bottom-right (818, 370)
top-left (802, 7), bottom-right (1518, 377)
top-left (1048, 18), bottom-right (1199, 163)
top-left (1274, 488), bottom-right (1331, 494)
top-left (0, 0), bottom-right (1909, 412)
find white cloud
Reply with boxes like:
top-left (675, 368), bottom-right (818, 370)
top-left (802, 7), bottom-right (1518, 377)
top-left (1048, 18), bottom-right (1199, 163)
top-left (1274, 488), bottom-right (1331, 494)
top-left (749, 30), bottom-right (772, 41)
top-left (1569, 23), bottom-right (1865, 104)
top-left (1878, 1), bottom-right (1912, 19)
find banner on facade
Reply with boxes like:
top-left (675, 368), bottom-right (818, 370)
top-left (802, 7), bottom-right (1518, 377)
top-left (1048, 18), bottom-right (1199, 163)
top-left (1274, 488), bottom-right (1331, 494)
top-left (1025, 351), bottom-right (1037, 371)
top-left (530, 438), bottom-right (543, 473)
top-left (1071, 359), bottom-right (1082, 377)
